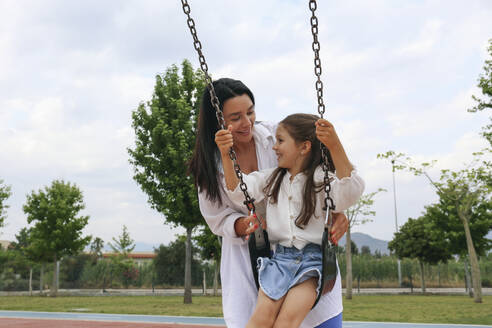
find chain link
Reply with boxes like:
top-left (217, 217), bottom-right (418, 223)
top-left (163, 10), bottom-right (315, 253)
top-left (309, 0), bottom-right (336, 214)
top-left (181, 0), bottom-right (257, 215)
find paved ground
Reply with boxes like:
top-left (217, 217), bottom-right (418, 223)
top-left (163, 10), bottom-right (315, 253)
top-left (0, 311), bottom-right (491, 328)
top-left (0, 318), bottom-right (224, 328)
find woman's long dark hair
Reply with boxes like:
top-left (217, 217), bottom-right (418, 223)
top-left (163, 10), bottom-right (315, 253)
top-left (188, 78), bottom-right (255, 205)
top-left (263, 113), bottom-right (325, 228)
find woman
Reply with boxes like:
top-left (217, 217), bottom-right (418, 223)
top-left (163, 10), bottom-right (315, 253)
top-left (188, 78), bottom-right (348, 328)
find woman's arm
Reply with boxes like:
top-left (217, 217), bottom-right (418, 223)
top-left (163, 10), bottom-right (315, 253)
top-left (198, 190), bottom-right (252, 242)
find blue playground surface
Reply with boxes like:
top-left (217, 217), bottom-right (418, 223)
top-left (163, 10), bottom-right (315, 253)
top-left (0, 310), bottom-right (491, 327)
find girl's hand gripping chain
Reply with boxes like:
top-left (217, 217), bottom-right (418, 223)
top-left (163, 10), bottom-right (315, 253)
top-left (315, 118), bottom-right (341, 150)
top-left (315, 118), bottom-right (353, 179)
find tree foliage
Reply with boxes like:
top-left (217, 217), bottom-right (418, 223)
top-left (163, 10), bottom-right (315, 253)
top-left (194, 225), bottom-right (221, 262)
top-left (389, 216), bottom-right (452, 292)
top-left (128, 60), bottom-right (205, 229)
top-left (389, 217), bottom-right (452, 265)
top-left (344, 188), bottom-right (385, 299)
top-left (90, 237), bottom-right (105, 258)
top-left (22, 180), bottom-right (91, 295)
top-left (0, 179), bottom-right (12, 231)
top-left (379, 150), bottom-right (490, 302)
top-left (153, 236), bottom-right (203, 286)
top-left (108, 225), bottom-right (135, 256)
top-left (346, 189), bottom-right (386, 229)
top-left (423, 198), bottom-right (491, 258)
top-left (360, 245), bottom-right (371, 256)
top-left (128, 59), bottom-right (206, 303)
top-left (468, 39), bottom-right (492, 146)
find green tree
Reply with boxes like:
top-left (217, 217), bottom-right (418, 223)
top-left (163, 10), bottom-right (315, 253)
top-left (344, 189), bottom-right (385, 299)
top-left (194, 225), bottom-right (221, 295)
top-left (468, 39), bottom-right (492, 147)
top-left (11, 227), bottom-right (53, 294)
top-left (107, 226), bottom-right (138, 288)
top-left (23, 180), bottom-right (91, 296)
top-left (0, 179), bottom-right (12, 231)
top-left (108, 226), bottom-right (135, 257)
top-left (388, 216), bottom-right (452, 292)
top-left (60, 253), bottom-right (93, 288)
top-left (10, 228), bottom-right (36, 294)
top-left (153, 236), bottom-right (203, 287)
top-left (90, 237), bottom-right (105, 259)
top-left (379, 150), bottom-right (491, 303)
top-left (128, 60), bottom-right (205, 303)
top-left (468, 39), bottom-right (492, 192)
top-left (423, 200), bottom-right (491, 258)
top-left (361, 245), bottom-right (371, 256)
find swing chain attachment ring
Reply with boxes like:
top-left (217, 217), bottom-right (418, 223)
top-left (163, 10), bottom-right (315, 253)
top-left (181, 0), bottom-right (256, 215)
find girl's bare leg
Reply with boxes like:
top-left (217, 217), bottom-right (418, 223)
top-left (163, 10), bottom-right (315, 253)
top-left (246, 288), bottom-right (285, 328)
top-left (273, 278), bottom-right (317, 328)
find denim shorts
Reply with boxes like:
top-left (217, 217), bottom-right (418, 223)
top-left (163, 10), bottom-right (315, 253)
top-left (257, 243), bottom-right (322, 300)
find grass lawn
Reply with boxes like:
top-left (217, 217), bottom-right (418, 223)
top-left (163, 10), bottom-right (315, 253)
top-left (0, 295), bottom-right (490, 325)
top-left (342, 294), bottom-right (492, 325)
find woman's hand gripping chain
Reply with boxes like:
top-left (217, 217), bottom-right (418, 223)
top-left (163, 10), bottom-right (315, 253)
top-left (214, 125), bottom-right (234, 157)
top-left (244, 210), bottom-right (267, 241)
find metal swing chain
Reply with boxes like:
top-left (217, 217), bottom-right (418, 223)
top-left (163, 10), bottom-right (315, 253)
top-left (309, 0), bottom-right (336, 216)
top-left (181, 0), bottom-right (257, 215)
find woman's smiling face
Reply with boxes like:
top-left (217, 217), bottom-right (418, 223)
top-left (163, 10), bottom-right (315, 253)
top-left (222, 94), bottom-right (256, 144)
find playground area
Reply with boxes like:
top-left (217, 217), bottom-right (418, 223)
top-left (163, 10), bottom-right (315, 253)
top-left (0, 292), bottom-right (491, 327)
top-left (0, 311), bottom-right (491, 328)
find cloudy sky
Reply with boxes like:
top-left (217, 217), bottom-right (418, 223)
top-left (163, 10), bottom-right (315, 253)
top-left (1, 0), bottom-right (491, 250)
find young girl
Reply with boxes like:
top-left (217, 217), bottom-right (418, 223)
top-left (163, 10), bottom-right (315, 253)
top-left (215, 113), bottom-right (364, 328)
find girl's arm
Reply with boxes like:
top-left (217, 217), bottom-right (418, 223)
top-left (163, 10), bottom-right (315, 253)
top-left (315, 118), bottom-right (365, 211)
top-left (315, 118), bottom-right (353, 179)
top-left (215, 126), bottom-right (239, 191)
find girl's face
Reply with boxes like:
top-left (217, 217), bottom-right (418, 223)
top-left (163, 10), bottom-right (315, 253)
top-left (222, 94), bottom-right (256, 145)
top-left (273, 124), bottom-right (310, 175)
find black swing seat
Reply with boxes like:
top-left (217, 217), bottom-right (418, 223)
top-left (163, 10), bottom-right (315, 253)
top-left (248, 226), bottom-right (271, 289)
top-left (248, 223), bottom-right (338, 309)
top-left (314, 227), bottom-right (338, 307)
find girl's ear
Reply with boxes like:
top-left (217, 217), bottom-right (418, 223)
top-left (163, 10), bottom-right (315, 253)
top-left (301, 140), bottom-right (312, 155)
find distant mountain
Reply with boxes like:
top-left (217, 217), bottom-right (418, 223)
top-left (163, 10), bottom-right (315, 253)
top-left (134, 241), bottom-right (160, 252)
top-left (338, 232), bottom-right (390, 255)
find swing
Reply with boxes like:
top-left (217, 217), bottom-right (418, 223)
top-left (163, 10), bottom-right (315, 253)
top-left (181, 0), bottom-right (338, 308)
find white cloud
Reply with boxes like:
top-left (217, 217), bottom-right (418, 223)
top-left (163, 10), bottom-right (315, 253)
top-left (395, 19), bottom-right (443, 58)
top-left (1, 0), bottom-right (491, 246)
top-left (387, 87), bottom-right (479, 137)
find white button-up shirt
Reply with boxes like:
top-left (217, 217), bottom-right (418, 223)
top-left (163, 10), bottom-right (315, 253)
top-left (227, 167), bottom-right (365, 249)
top-left (198, 121), bottom-right (359, 327)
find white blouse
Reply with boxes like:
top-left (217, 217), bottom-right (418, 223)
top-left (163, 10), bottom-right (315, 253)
top-left (197, 121), bottom-right (278, 328)
top-left (226, 167), bottom-right (365, 249)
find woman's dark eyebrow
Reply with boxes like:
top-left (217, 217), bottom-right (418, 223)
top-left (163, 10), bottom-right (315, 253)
top-left (227, 111), bottom-right (241, 119)
top-left (226, 105), bottom-right (254, 118)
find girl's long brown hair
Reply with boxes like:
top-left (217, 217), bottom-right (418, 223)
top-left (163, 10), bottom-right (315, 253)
top-left (263, 113), bottom-right (327, 228)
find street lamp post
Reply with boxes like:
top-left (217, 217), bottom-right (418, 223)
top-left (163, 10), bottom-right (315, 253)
top-left (391, 159), bottom-right (402, 288)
